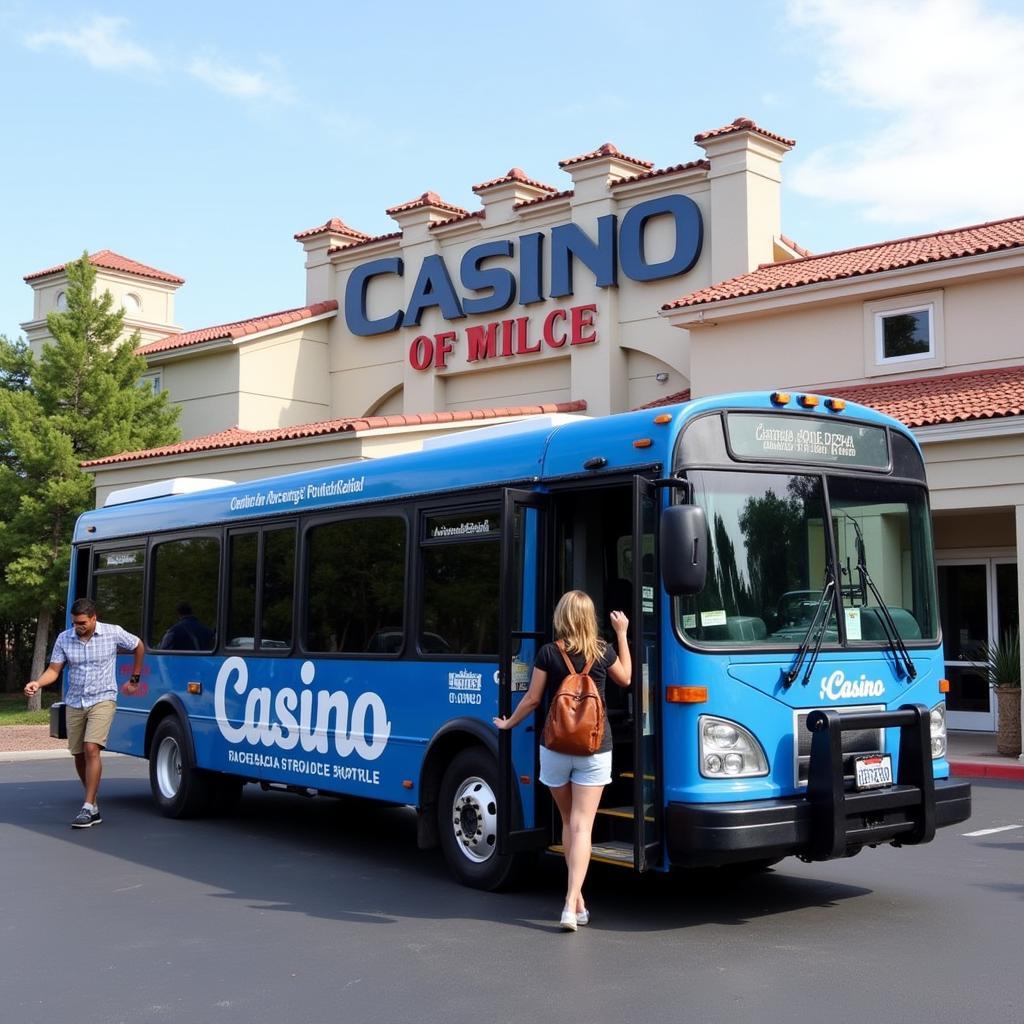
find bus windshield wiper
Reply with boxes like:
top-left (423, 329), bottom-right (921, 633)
top-left (842, 513), bottom-right (917, 680)
top-left (783, 571), bottom-right (836, 689)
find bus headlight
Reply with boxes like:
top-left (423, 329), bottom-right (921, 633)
top-left (699, 715), bottom-right (769, 778)
top-left (930, 702), bottom-right (947, 759)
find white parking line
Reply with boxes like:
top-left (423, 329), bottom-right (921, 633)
top-left (963, 824), bottom-right (1024, 837)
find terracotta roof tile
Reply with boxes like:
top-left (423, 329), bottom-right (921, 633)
top-left (778, 234), bottom-right (813, 257)
top-left (136, 300), bottom-right (337, 357)
top-left (635, 389), bottom-right (691, 409)
top-left (559, 142), bottom-right (654, 170)
top-left (472, 167), bottom-right (558, 193)
top-left (81, 400), bottom-right (589, 467)
top-left (514, 188), bottom-right (575, 211)
top-left (637, 368), bottom-right (1024, 429)
top-left (663, 215), bottom-right (1024, 311)
top-left (611, 160), bottom-right (709, 187)
top-left (294, 218), bottom-right (370, 241)
top-left (327, 231), bottom-right (403, 255)
top-left (25, 249), bottom-right (184, 285)
top-left (429, 210), bottom-right (486, 230)
top-left (694, 117), bottom-right (796, 148)
top-left (829, 365), bottom-right (1024, 428)
top-left (385, 191), bottom-right (469, 218)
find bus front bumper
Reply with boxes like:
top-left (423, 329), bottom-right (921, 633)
top-left (665, 777), bottom-right (972, 867)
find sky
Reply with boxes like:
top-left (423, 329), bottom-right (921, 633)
top-left (2, 0), bottom-right (1023, 342)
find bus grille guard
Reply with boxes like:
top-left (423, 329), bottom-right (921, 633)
top-left (805, 704), bottom-right (934, 862)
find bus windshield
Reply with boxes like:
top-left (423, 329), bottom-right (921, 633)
top-left (678, 469), bottom-right (938, 648)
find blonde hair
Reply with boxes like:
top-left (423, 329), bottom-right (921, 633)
top-left (552, 590), bottom-right (606, 664)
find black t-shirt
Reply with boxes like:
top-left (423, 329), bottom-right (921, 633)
top-left (535, 641), bottom-right (617, 754)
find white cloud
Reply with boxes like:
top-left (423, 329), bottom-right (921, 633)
top-left (787, 0), bottom-right (1024, 225)
top-left (24, 15), bottom-right (159, 72)
top-left (187, 55), bottom-right (293, 103)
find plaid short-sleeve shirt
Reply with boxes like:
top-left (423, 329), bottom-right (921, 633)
top-left (50, 622), bottom-right (141, 708)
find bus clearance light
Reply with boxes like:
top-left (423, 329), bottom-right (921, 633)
top-left (798, 394), bottom-right (820, 408)
top-left (666, 686), bottom-right (707, 703)
top-left (770, 391), bottom-right (791, 406)
top-left (826, 397), bottom-right (847, 412)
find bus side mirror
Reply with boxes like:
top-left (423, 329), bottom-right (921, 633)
top-left (660, 504), bottom-right (708, 596)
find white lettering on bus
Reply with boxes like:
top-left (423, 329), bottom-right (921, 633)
top-left (818, 669), bottom-right (886, 701)
top-left (214, 657), bottom-right (391, 761)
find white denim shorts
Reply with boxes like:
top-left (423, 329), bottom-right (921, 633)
top-left (539, 747), bottom-right (612, 788)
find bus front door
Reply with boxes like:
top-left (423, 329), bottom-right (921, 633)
top-left (632, 475), bottom-right (663, 872)
top-left (497, 488), bottom-right (550, 855)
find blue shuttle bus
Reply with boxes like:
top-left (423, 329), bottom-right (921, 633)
top-left (71, 391), bottom-right (971, 888)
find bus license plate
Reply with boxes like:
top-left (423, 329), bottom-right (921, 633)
top-left (854, 753), bottom-right (893, 790)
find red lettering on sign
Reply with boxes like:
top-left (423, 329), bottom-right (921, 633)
top-left (500, 320), bottom-right (515, 357)
top-left (466, 323), bottom-right (498, 362)
top-left (409, 335), bottom-right (433, 371)
top-left (514, 316), bottom-right (540, 354)
top-left (434, 331), bottom-right (456, 369)
top-left (543, 309), bottom-right (568, 348)
top-left (571, 304), bottom-right (597, 346)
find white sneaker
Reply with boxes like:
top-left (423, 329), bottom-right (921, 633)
top-left (559, 908), bottom-right (578, 932)
top-left (576, 909), bottom-right (590, 926)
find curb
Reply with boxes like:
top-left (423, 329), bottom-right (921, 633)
top-left (950, 760), bottom-right (1024, 782)
top-left (0, 749), bottom-right (125, 764)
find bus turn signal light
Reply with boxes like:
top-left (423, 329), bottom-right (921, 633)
top-left (939, 678), bottom-right (950, 693)
top-left (667, 686), bottom-right (708, 704)
top-left (633, 438), bottom-right (653, 448)
top-left (187, 681), bottom-right (202, 695)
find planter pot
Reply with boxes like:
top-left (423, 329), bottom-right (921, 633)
top-left (994, 686), bottom-right (1022, 757)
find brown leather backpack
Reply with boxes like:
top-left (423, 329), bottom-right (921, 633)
top-left (541, 641), bottom-right (605, 756)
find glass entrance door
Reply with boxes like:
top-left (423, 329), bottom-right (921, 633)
top-left (938, 559), bottom-right (1018, 731)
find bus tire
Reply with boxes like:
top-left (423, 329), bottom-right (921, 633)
top-left (438, 748), bottom-right (520, 891)
top-left (149, 716), bottom-right (213, 818)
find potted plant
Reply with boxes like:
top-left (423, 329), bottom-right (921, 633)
top-left (981, 629), bottom-right (1021, 757)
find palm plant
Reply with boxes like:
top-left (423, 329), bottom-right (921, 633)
top-left (981, 629), bottom-right (1021, 689)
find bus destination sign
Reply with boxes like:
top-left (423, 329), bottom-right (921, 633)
top-left (725, 413), bottom-right (890, 469)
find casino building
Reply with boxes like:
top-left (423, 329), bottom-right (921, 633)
top-left (20, 117), bottom-right (1024, 740)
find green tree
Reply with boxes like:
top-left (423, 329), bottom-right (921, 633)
top-left (0, 253), bottom-right (180, 707)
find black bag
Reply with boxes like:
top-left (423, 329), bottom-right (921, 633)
top-left (50, 701), bottom-right (67, 740)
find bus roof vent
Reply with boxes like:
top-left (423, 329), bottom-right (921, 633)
top-left (421, 414), bottom-right (586, 451)
top-left (103, 477), bottom-right (235, 507)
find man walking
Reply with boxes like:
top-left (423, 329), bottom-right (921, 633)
top-left (24, 598), bottom-right (144, 828)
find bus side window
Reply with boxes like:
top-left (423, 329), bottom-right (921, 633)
top-left (420, 510), bottom-right (500, 656)
top-left (225, 527), bottom-right (295, 652)
top-left (92, 547), bottom-right (145, 639)
top-left (305, 516), bottom-right (406, 654)
top-left (149, 537), bottom-right (219, 651)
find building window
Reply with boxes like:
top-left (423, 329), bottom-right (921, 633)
top-left (55, 291), bottom-right (67, 312)
top-left (139, 371), bottom-right (161, 394)
top-left (863, 290), bottom-right (944, 378)
top-left (122, 292), bottom-right (142, 314)
top-left (876, 305), bottom-right (933, 362)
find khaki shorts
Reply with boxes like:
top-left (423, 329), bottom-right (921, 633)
top-left (67, 701), bottom-right (117, 755)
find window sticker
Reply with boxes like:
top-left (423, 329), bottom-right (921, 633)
top-left (845, 607), bottom-right (863, 640)
top-left (701, 610), bottom-right (727, 627)
top-left (683, 614), bottom-right (697, 630)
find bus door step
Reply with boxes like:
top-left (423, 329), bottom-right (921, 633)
top-left (598, 806), bottom-right (654, 823)
top-left (548, 840), bottom-right (635, 868)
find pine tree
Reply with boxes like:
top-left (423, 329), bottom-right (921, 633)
top-left (0, 254), bottom-right (180, 706)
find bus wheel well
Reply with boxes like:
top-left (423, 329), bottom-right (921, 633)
top-left (144, 700), bottom-right (188, 761)
top-left (418, 732), bottom-right (491, 850)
